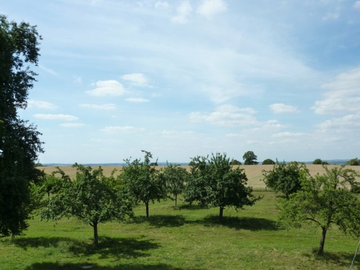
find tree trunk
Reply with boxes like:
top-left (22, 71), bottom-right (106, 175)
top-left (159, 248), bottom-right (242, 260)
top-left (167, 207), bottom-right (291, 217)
top-left (174, 194), bottom-right (178, 207)
top-left (93, 221), bottom-right (99, 245)
top-left (11, 232), bottom-right (15, 242)
top-left (219, 207), bottom-right (224, 223)
top-left (145, 202), bottom-right (149, 218)
top-left (318, 226), bottom-right (327, 255)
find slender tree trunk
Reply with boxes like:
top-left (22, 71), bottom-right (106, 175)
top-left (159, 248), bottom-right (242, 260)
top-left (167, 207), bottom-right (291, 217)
top-left (11, 232), bottom-right (15, 242)
top-left (145, 202), bottom-right (149, 218)
top-left (219, 207), bottom-right (224, 223)
top-left (318, 226), bottom-right (327, 255)
top-left (93, 221), bottom-right (99, 245)
top-left (174, 194), bottom-right (178, 207)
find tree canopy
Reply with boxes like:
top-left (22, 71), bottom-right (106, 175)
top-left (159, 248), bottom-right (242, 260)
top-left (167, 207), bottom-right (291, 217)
top-left (0, 15), bottom-right (43, 238)
top-left (121, 150), bottom-right (166, 218)
top-left (279, 166), bottom-right (360, 255)
top-left (184, 153), bottom-right (260, 222)
top-left (262, 161), bottom-right (308, 199)
top-left (42, 164), bottom-right (133, 245)
top-left (262, 158), bottom-right (275, 165)
top-left (347, 158), bottom-right (360, 166)
top-left (242, 151), bottom-right (258, 165)
top-left (160, 163), bottom-right (189, 207)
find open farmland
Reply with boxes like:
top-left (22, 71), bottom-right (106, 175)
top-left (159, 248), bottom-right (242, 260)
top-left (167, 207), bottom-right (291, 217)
top-left (39, 164), bottom-right (360, 190)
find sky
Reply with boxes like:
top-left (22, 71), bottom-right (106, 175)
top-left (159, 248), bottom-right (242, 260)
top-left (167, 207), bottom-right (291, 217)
top-left (2, 0), bottom-right (360, 164)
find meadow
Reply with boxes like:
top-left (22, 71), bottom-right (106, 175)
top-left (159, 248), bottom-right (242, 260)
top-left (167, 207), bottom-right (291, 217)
top-left (1, 165), bottom-right (360, 269)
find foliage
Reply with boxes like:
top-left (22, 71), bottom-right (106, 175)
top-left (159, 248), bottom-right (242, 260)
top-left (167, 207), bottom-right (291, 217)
top-left (184, 153), bottom-right (261, 222)
top-left (312, 158), bottom-right (329, 165)
top-left (278, 166), bottom-right (360, 255)
top-left (262, 158), bottom-right (275, 165)
top-left (242, 151), bottom-right (258, 165)
top-left (160, 163), bottom-right (189, 206)
top-left (262, 161), bottom-right (308, 199)
top-left (230, 159), bottom-right (242, 165)
top-left (122, 150), bottom-right (166, 218)
top-left (347, 158), bottom-right (360, 166)
top-left (0, 15), bottom-right (43, 238)
top-left (41, 164), bottom-right (133, 245)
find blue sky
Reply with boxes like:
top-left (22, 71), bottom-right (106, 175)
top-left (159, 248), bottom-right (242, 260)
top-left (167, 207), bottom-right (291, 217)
top-left (3, 0), bottom-right (360, 163)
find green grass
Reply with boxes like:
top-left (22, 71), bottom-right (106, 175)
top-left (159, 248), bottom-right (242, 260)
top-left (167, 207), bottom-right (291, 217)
top-left (1, 191), bottom-right (359, 269)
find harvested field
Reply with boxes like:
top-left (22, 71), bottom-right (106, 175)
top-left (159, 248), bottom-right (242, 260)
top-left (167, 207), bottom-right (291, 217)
top-left (38, 164), bottom-right (360, 190)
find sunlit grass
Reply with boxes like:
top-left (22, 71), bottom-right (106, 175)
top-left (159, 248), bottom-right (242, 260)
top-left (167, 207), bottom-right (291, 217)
top-left (0, 191), bottom-right (359, 269)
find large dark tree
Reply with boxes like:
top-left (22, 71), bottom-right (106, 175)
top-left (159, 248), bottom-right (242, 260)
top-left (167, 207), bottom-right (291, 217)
top-left (242, 151), bottom-right (258, 165)
top-left (0, 15), bottom-right (43, 238)
top-left (184, 153), bottom-right (260, 222)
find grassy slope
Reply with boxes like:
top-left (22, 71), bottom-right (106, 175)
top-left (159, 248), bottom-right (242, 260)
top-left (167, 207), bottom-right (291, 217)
top-left (1, 191), bottom-right (359, 270)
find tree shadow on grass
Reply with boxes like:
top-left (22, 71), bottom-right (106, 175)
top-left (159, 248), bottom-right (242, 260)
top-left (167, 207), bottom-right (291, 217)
top-left (178, 204), bottom-right (209, 210)
top-left (199, 215), bottom-right (279, 231)
top-left (25, 262), bottom-right (193, 270)
top-left (14, 235), bottom-right (160, 259)
top-left (303, 249), bottom-right (356, 268)
top-left (132, 215), bottom-right (186, 228)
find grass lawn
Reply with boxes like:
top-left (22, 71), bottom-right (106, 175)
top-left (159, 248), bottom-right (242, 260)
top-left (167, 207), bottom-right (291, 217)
top-left (1, 191), bottom-right (359, 270)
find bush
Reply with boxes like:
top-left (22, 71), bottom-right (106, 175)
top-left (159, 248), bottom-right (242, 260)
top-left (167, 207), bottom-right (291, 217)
top-left (262, 158), bottom-right (275, 165)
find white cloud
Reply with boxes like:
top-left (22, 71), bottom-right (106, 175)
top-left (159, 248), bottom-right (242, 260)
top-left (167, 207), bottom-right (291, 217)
top-left (101, 126), bottom-right (146, 134)
top-left (322, 12), bottom-right (340, 21)
top-left (269, 103), bottom-right (299, 114)
top-left (172, 1), bottom-right (192, 24)
top-left (79, 103), bottom-right (117, 110)
top-left (73, 76), bottom-right (82, 84)
top-left (28, 100), bottom-right (57, 110)
top-left (121, 73), bottom-right (149, 86)
top-left (155, 1), bottom-right (170, 10)
top-left (34, 114), bottom-right (78, 121)
top-left (317, 114), bottom-right (360, 132)
top-left (59, 123), bottom-right (85, 128)
top-left (197, 0), bottom-right (227, 19)
top-left (189, 104), bottom-right (258, 127)
top-left (39, 65), bottom-right (59, 77)
top-left (125, 98), bottom-right (150, 103)
top-left (313, 67), bottom-right (360, 115)
top-left (353, 1), bottom-right (360, 10)
top-left (272, 132), bottom-right (304, 138)
top-left (86, 80), bottom-right (126, 96)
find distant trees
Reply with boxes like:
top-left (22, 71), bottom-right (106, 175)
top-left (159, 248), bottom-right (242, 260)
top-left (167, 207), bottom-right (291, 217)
top-left (184, 153), bottom-right (260, 222)
top-left (122, 150), bottom-right (166, 218)
top-left (42, 164), bottom-right (133, 245)
top-left (262, 158), bottom-right (275, 165)
top-left (347, 158), bottom-right (360, 166)
top-left (230, 159), bottom-right (242, 165)
top-left (278, 166), bottom-right (360, 255)
top-left (243, 151), bottom-right (258, 165)
top-left (0, 15), bottom-right (43, 239)
top-left (312, 158), bottom-right (329, 165)
top-left (262, 161), bottom-right (309, 199)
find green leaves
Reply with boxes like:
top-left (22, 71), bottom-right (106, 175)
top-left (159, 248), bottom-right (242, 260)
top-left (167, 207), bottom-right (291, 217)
top-left (0, 15), bottom-right (43, 237)
top-left (41, 164), bottom-right (133, 244)
top-left (262, 161), bottom-right (308, 199)
top-left (184, 153), bottom-right (261, 221)
top-left (278, 166), bottom-right (360, 254)
top-left (121, 151), bottom-right (166, 218)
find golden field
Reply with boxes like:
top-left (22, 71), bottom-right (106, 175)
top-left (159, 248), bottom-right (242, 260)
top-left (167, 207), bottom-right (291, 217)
top-left (38, 164), bottom-right (360, 190)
